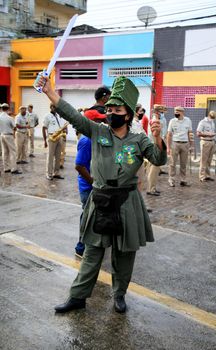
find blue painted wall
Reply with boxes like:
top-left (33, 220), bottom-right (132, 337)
top-left (103, 32), bottom-right (154, 55)
top-left (102, 58), bottom-right (153, 87)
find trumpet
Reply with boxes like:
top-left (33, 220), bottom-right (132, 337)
top-left (49, 122), bottom-right (69, 142)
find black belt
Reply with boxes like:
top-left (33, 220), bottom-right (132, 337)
top-left (2, 133), bottom-right (13, 135)
top-left (174, 141), bottom-right (188, 143)
top-left (93, 185), bottom-right (137, 195)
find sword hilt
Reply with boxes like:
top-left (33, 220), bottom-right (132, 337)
top-left (33, 69), bottom-right (48, 93)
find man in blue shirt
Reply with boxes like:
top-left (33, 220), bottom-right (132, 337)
top-left (74, 86), bottom-right (111, 257)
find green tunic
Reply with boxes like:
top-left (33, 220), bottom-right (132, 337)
top-left (56, 98), bottom-right (167, 252)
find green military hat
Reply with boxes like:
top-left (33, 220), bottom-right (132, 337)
top-left (105, 76), bottom-right (139, 115)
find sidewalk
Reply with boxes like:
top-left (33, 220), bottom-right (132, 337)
top-left (0, 139), bottom-right (216, 241)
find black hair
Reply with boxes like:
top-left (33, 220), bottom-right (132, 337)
top-left (94, 86), bottom-right (111, 101)
top-left (126, 105), bottom-right (134, 128)
top-left (135, 105), bottom-right (141, 113)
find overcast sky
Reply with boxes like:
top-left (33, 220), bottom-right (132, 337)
top-left (74, 0), bottom-right (216, 31)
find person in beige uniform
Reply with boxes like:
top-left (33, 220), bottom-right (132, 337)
top-left (197, 111), bottom-right (216, 182)
top-left (130, 104), bottom-right (146, 192)
top-left (27, 104), bottom-right (39, 158)
top-left (15, 106), bottom-right (29, 164)
top-left (146, 104), bottom-right (167, 196)
top-left (59, 117), bottom-right (68, 169)
top-left (167, 106), bottom-right (193, 187)
top-left (42, 104), bottom-right (65, 180)
top-left (0, 103), bottom-right (22, 174)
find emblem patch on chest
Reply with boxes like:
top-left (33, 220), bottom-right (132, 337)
top-left (123, 145), bottom-right (136, 164)
top-left (115, 152), bottom-right (124, 164)
top-left (97, 136), bottom-right (112, 146)
top-left (115, 145), bottom-right (136, 164)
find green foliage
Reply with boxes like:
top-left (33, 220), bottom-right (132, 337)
top-left (8, 51), bottom-right (22, 66)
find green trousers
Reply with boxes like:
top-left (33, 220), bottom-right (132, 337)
top-left (69, 244), bottom-right (136, 299)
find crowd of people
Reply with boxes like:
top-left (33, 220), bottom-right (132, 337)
top-left (0, 102), bottom-right (67, 179)
top-left (1, 76), bottom-right (216, 314)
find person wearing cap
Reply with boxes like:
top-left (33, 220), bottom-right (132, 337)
top-left (167, 106), bottom-right (193, 187)
top-left (146, 104), bottom-right (167, 196)
top-left (42, 104), bottom-right (65, 180)
top-left (130, 103), bottom-right (147, 193)
top-left (0, 103), bottom-right (22, 174)
top-left (15, 106), bottom-right (29, 164)
top-left (74, 86), bottom-right (111, 258)
top-left (27, 104), bottom-right (39, 158)
top-left (197, 110), bottom-right (216, 182)
top-left (36, 75), bottom-right (166, 314)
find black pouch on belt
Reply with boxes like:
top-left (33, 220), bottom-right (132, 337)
top-left (92, 186), bottom-right (135, 235)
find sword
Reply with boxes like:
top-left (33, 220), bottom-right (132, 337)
top-left (33, 14), bottom-right (78, 93)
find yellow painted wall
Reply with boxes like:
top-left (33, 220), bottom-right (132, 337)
top-left (195, 94), bottom-right (216, 108)
top-left (11, 38), bottom-right (54, 61)
top-left (11, 38), bottom-right (54, 113)
top-left (163, 71), bottom-right (216, 87)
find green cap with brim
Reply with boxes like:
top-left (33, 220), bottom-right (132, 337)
top-left (105, 76), bottom-right (139, 115)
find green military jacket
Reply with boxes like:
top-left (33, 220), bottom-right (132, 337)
top-left (57, 98), bottom-right (167, 252)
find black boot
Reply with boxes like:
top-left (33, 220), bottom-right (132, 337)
top-left (55, 297), bottom-right (86, 313)
top-left (114, 296), bottom-right (126, 313)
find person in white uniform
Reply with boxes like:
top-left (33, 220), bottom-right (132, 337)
top-left (15, 106), bottom-right (29, 164)
top-left (197, 110), bottom-right (216, 182)
top-left (27, 104), bottom-right (39, 157)
top-left (167, 106), bottom-right (193, 187)
top-left (0, 103), bottom-right (22, 174)
top-left (42, 104), bottom-right (65, 180)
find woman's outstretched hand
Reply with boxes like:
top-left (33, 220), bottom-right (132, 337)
top-left (36, 75), bottom-right (51, 94)
top-left (150, 120), bottom-right (161, 138)
top-left (36, 74), bottom-right (60, 106)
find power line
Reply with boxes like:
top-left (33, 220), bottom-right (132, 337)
top-left (100, 14), bottom-right (216, 31)
top-left (75, 5), bottom-right (216, 28)
top-left (37, 4), bottom-right (216, 28)
top-left (86, 0), bottom-right (215, 12)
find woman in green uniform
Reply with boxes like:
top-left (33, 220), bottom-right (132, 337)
top-left (37, 75), bottom-right (167, 313)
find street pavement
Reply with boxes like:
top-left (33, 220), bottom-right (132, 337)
top-left (0, 139), bottom-right (216, 350)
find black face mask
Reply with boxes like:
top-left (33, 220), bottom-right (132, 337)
top-left (107, 113), bottom-right (127, 128)
top-left (138, 113), bottom-right (144, 120)
top-left (175, 113), bottom-right (180, 118)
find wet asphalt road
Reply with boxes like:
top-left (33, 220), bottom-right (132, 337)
top-left (0, 140), bottom-right (216, 350)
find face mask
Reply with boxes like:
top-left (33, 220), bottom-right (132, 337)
top-left (175, 113), bottom-right (180, 118)
top-left (107, 113), bottom-right (127, 129)
top-left (138, 113), bottom-right (144, 120)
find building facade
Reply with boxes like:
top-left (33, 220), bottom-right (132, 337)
top-left (154, 24), bottom-right (216, 129)
top-left (0, 0), bottom-right (87, 37)
top-left (55, 30), bottom-right (154, 139)
top-left (10, 37), bottom-right (55, 137)
top-left (0, 0), bottom-right (87, 108)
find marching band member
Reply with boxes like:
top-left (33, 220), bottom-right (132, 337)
top-left (15, 106), bottom-right (29, 165)
top-left (42, 104), bottom-right (65, 180)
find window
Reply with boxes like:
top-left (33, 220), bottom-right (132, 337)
top-left (41, 13), bottom-right (58, 28)
top-left (19, 70), bottom-right (41, 79)
top-left (207, 98), bottom-right (216, 113)
top-left (60, 69), bottom-right (98, 79)
top-left (108, 67), bottom-right (152, 77)
top-left (0, 0), bottom-right (8, 13)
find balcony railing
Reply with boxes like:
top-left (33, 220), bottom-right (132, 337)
top-left (48, 0), bottom-right (87, 13)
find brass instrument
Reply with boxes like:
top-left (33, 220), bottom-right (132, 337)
top-left (49, 122), bottom-right (69, 142)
